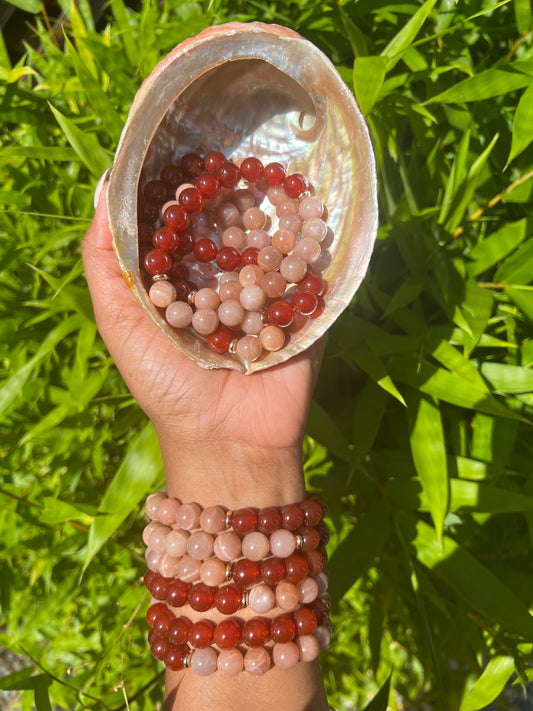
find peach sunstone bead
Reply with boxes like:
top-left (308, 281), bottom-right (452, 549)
top-left (296, 634), bottom-right (320, 662)
top-left (239, 264), bottom-right (265, 287)
top-left (272, 228), bottom-right (297, 254)
top-left (279, 212), bottom-right (303, 234)
top-left (222, 225), bottom-right (246, 249)
top-left (217, 648), bottom-right (244, 677)
top-left (272, 641), bottom-right (300, 670)
top-left (239, 285), bottom-right (266, 312)
top-left (241, 531), bottom-right (270, 561)
top-left (216, 201), bottom-right (240, 227)
top-left (187, 530), bottom-right (214, 560)
top-left (155, 498), bottom-right (180, 525)
top-left (276, 198), bottom-right (299, 218)
top-left (199, 557), bottom-right (227, 586)
top-left (280, 254), bottom-right (307, 283)
top-left (176, 502), bottom-right (202, 530)
top-left (236, 335), bottom-right (263, 362)
top-left (214, 531), bottom-right (242, 561)
top-left (194, 287), bottom-right (220, 310)
top-left (275, 581), bottom-right (300, 610)
top-left (176, 554), bottom-right (201, 582)
top-left (145, 548), bottom-right (161, 572)
top-left (166, 301), bottom-right (193, 328)
top-left (299, 196), bottom-right (324, 219)
top-left (219, 280), bottom-right (243, 301)
top-left (158, 552), bottom-right (182, 578)
top-left (200, 505), bottom-right (227, 533)
top-left (166, 529), bottom-right (189, 557)
top-left (142, 521), bottom-right (160, 546)
top-left (266, 184), bottom-right (287, 206)
top-left (149, 280), bottom-right (177, 308)
top-left (145, 492), bottom-right (167, 519)
top-left (244, 647), bottom-right (271, 676)
top-left (233, 188), bottom-right (255, 212)
top-left (190, 647), bottom-right (218, 676)
top-left (270, 529), bottom-right (297, 557)
top-left (241, 311), bottom-right (264, 335)
top-left (218, 299), bottom-right (245, 327)
top-left (148, 524), bottom-right (170, 552)
top-left (248, 583), bottom-right (275, 613)
top-left (191, 308), bottom-right (219, 335)
top-left (302, 217), bottom-right (327, 241)
top-left (242, 206), bottom-right (266, 230)
top-left (294, 237), bottom-right (322, 264)
top-left (246, 229), bottom-right (270, 249)
top-left (297, 576), bottom-right (319, 604)
top-left (262, 272), bottom-right (287, 299)
top-left (257, 246), bottom-right (283, 272)
top-left (259, 325), bottom-right (285, 352)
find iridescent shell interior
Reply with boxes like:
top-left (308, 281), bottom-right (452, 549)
top-left (107, 22), bottom-right (378, 374)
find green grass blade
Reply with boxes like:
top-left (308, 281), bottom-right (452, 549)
top-left (466, 219), bottom-right (527, 277)
top-left (460, 656), bottom-right (515, 711)
top-left (508, 83), bottom-right (533, 164)
top-left (49, 104), bottom-right (112, 177)
top-left (427, 69), bottom-right (530, 104)
top-left (381, 0), bottom-right (438, 70)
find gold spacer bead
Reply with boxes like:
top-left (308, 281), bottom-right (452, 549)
top-left (225, 564), bottom-right (232, 581)
top-left (260, 309), bottom-right (268, 325)
top-left (184, 650), bottom-right (193, 668)
top-left (225, 511), bottom-right (232, 527)
top-left (229, 339), bottom-right (238, 354)
top-left (187, 289), bottom-right (197, 306)
top-left (295, 533), bottom-right (304, 550)
top-left (152, 274), bottom-right (168, 281)
top-left (241, 591), bottom-right (248, 608)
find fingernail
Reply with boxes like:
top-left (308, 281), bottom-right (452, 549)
top-left (93, 168), bottom-right (111, 209)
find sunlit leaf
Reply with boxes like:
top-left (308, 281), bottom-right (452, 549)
top-left (460, 656), bottom-right (515, 711)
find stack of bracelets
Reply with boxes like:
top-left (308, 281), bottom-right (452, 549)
top-left (143, 492), bottom-right (331, 676)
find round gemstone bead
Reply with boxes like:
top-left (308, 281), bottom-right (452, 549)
top-left (284, 173), bottom-right (307, 199)
top-left (301, 217), bottom-right (327, 242)
top-left (214, 584), bottom-right (242, 614)
top-left (267, 184), bottom-right (288, 206)
top-left (179, 187), bottom-right (205, 213)
top-left (243, 207), bottom-right (266, 230)
top-left (146, 493), bottom-right (166, 519)
top-left (214, 618), bottom-right (242, 649)
top-left (295, 237), bottom-right (322, 264)
top-left (297, 634), bottom-right (320, 662)
top-left (240, 247), bottom-right (259, 266)
top-left (280, 254), bottom-right (307, 283)
top-left (166, 301), bottom-right (193, 328)
top-left (222, 225), bottom-right (246, 249)
top-left (164, 642), bottom-right (189, 670)
top-left (270, 614), bottom-right (296, 643)
top-left (192, 308), bottom-right (219, 336)
top-left (194, 287), bottom-right (220, 310)
top-left (239, 264), bottom-right (265, 287)
top-left (216, 246), bottom-right (241, 272)
top-left (189, 582), bottom-right (216, 612)
top-left (217, 648), bottom-right (244, 677)
top-left (275, 581), bottom-right (300, 611)
top-left (181, 152), bottom-right (204, 177)
top-left (261, 272), bottom-right (287, 299)
top-left (143, 568), bottom-right (156, 589)
top-left (285, 552), bottom-right (310, 582)
top-left (236, 335), bottom-right (263, 363)
top-left (257, 246), bottom-right (283, 272)
top-left (260, 557), bottom-right (286, 584)
top-left (187, 530), bottom-right (214, 560)
top-left (246, 229), bottom-right (270, 250)
top-left (190, 647), bottom-right (218, 676)
top-left (279, 212), bottom-right (303, 234)
top-left (244, 647), bottom-right (271, 676)
top-left (266, 301), bottom-right (294, 328)
top-left (161, 164), bottom-right (185, 187)
top-left (276, 198), bottom-right (299, 218)
top-left (176, 502), bottom-right (202, 530)
top-left (272, 641), bottom-right (300, 670)
top-left (144, 250), bottom-right (171, 276)
top-left (241, 311), bottom-right (264, 336)
top-left (270, 529), bottom-right (296, 558)
top-left (207, 326), bottom-right (233, 354)
top-left (188, 619), bottom-right (214, 648)
top-left (144, 179), bottom-right (167, 202)
top-left (232, 188), bottom-right (255, 212)
top-left (216, 201), bottom-right (240, 227)
top-left (200, 557), bottom-right (227, 586)
top-left (219, 161), bottom-right (241, 188)
top-left (241, 531), bottom-right (270, 561)
top-left (147, 602), bottom-right (174, 632)
top-left (232, 558), bottom-right (261, 589)
top-left (248, 583), bottom-right (275, 613)
top-left (309, 295), bottom-right (325, 319)
top-left (149, 573), bottom-right (169, 601)
top-left (281, 504), bottom-right (305, 530)
top-left (294, 606), bottom-right (318, 635)
top-left (257, 507), bottom-right (282, 534)
top-left (231, 507), bottom-right (258, 535)
top-left (298, 576), bottom-right (319, 603)
top-left (219, 280), bottom-right (243, 301)
top-left (239, 285), bottom-right (266, 312)
top-left (158, 553), bottom-right (181, 578)
top-left (299, 525), bottom-right (320, 551)
top-left (213, 531), bottom-right (242, 561)
top-left (197, 172), bottom-right (221, 198)
top-left (204, 151), bottom-right (226, 174)
top-left (177, 231), bottom-right (194, 255)
top-left (240, 156), bottom-right (264, 182)
top-left (259, 326), bottom-right (285, 352)
top-left (138, 201), bottom-right (158, 223)
top-left (145, 548), bottom-right (161, 572)
top-left (291, 290), bottom-right (318, 316)
top-left (166, 579), bottom-right (191, 607)
top-left (299, 196), bottom-right (324, 219)
top-left (242, 617), bottom-right (270, 647)
top-left (200, 505), bottom-right (227, 533)
top-left (272, 228), bottom-right (297, 254)
top-left (176, 555), bottom-right (201, 583)
top-left (150, 634), bottom-right (168, 661)
top-left (148, 524), bottom-right (170, 552)
top-left (168, 616), bottom-right (192, 645)
top-left (152, 226), bottom-right (180, 252)
top-left (315, 624), bottom-right (332, 651)
top-left (163, 204), bottom-right (190, 231)
top-left (218, 299), bottom-right (244, 328)
top-left (315, 570), bottom-right (329, 595)
top-left (149, 281), bottom-right (177, 309)
top-left (193, 238), bottom-right (217, 263)
top-left (264, 162), bottom-right (285, 186)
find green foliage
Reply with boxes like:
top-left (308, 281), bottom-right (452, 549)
top-left (1, 0), bottom-right (533, 709)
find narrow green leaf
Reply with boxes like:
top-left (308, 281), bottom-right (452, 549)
top-left (506, 286), bottom-right (533, 322)
top-left (351, 341), bottom-right (406, 405)
top-left (361, 673), bottom-right (392, 711)
top-left (39, 498), bottom-right (95, 526)
top-left (69, 1), bottom-right (96, 72)
top-left (514, 0), bottom-right (532, 33)
top-left (110, 0), bottom-right (139, 67)
top-left (480, 363), bottom-right (533, 393)
top-left (494, 237), bottom-right (533, 284)
top-left (339, 5), bottom-right (368, 57)
top-left (34, 676), bottom-right (53, 711)
top-left (428, 338), bottom-right (489, 393)
top-left (509, 83), bottom-right (533, 164)
top-left (307, 399), bottom-right (351, 463)
top-left (466, 219), bottom-right (527, 277)
top-left (439, 126), bottom-right (471, 224)
top-left (352, 381), bottom-right (387, 468)
top-left (0, 146), bottom-right (78, 162)
top-left (460, 656), bottom-right (515, 711)
top-left (427, 69), bottom-right (530, 104)
top-left (381, 0), bottom-right (438, 70)
top-left (353, 56), bottom-right (388, 116)
top-left (382, 279), bottom-right (423, 319)
top-left (3, 0), bottom-right (41, 12)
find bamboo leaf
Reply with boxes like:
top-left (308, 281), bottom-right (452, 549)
top-left (506, 286), bottom-right (533, 322)
top-left (381, 0), bottom-right (438, 70)
top-left (460, 656), bottom-right (515, 711)
top-left (307, 399), bottom-right (351, 463)
top-left (361, 673), bottom-right (392, 711)
top-left (466, 219), bottom-right (527, 277)
top-left (480, 363), bottom-right (533, 393)
top-left (427, 69), bottom-right (530, 104)
top-left (508, 83), bottom-right (533, 164)
top-left (353, 56), bottom-right (388, 116)
top-left (350, 341), bottom-right (406, 406)
top-left (2, 0), bottom-right (41, 12)
top-left (514, 0), bottom-right (532, 34)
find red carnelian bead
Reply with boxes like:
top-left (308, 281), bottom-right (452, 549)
top-left (298, 273), bottom-right (327, 297)
top-left (181, 152), bottom-right (204, 177)
top-left (285, 553), bottom-right (310, 583)
top-left (241, 247), bottom-right (259, 266)
top-left (264, 162), bottom-right (285, 186)
top-left (305, 550), bottom-right (324, 576)
top-left (177, 231), bottom-right (194, 255)
top-left (148, 627), bottom-right (158, 646)
top-left (144, 569), bottom-right (156, 590)
top-left (164, 642), bottom-right (189, 670)
top-left (138, 201), bottom-right (158, 223)
top-left (138, 222), bottom-right (153, 242)
top-left (144, 249), bottom-right (172, 276)
top-left (231, 508), bottom-right (258, 535)
top-left (152, 226), bottom-right (180, 252)
top-left (309, 600), bottom-right (328, 625)
top-left (144, 180), bottom-right (168, 203)
top-left (214, 618), bottom-right (242, 649)
top-left (188, 619), bottom-right (215, 648)
top-left (216, 246), bottom-right (241, 272)
top-left (147, 603), bottom-right (175, 632)
top-left (171, 262), bottom-right (189, 281)
top-left (242, 617), bottom-right (270, 647)
top-left (163, 204), bottom-right (190, 232)
top-left (168, 616), bottom-right (192, 644)
top-left (204, 151), bottom-right (226, 175)
top-left (166, 579), bottom-right (191, 607)
top-left (294, 607), bottom-right (317, 635)
top-left (207, 326), bottom-right (233, 354)
top-left (173, 279), bottom-right (192, 302)
top-left (240, 156), bottom-right (264, 182)
top-left (232, 559), bottom-right (261, 589)
top-left (300, 499), bottom-right (324, 526)
top-left (310, 494), bottom-right (328, 517)
top-left (179, 187), bottom-right (205, 214)
top-left (270, 614), bottom-right (296, 643)
top-left (266, 301), bottom-right (294, 328)
top-left (189, 583), bottom-right (216, 612)
top-left (257, 507), bottom-right (282, 534)
top-left (150, 573), bottom-right (170, 601)
top-left (260, 557), bottom-right (286, 584)
top-left (281, 504), bottom-right (305, 530)
top-left (298, 525), bottom-right (320, 551)
top-left (161, 164), bottom-right (186, 187)
top-left (219, 161), bottom-right (241, 188)
top-left (197, 172), bottom-right (221, 199)
top-left (214, 584), bottom-right (242, 614)
top-left (291, 290), bottom-right (318, 317)
top-left (317, 521), bottom-right (330, 548)
top-left (150, 634), bottom-right (168, 661)
top-left (284, 173), bottom-right (307, 199)
top-left (309, 295), bottom-right (325, 319)
top-left (193, 238), bottom-right (218, 263)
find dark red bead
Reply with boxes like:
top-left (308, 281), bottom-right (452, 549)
top-left (284, 173), bottom-right (307, 199)
top-left (144, 569), bottom-right (156, 590)
top-left (240, 156), bottom-right (264, 182)
top-left (181, 152), bottom-right (204, 177)
top-left (193, 238), bottom-right (218, 263)
top-left (240, 247), bottom-right (259, 266)
top-left (171, 262), bottom-right (189, 281)
top-left (216, 246), bottom-right (241, 272)
top-left (138, 201), bottom-right (158, 223)
top-left (219, 161), bottom-right (241, 188)
top-left (188, 619), bottom-right (214, 648)
top-left (173, 279), bottom-right (192, 302)
top-left (163, 204), bottom-right (190, 231)
top-left (144, 180), bottom-right (167, 203)
top-left (257, 507), bottom-right (282, 534)
top-left (231, 507), bottom-right (258, 535)
top-left (298, 525), bottom-right (320, 552)
top-left (214, 619), bottom-right (242, 649)
top-left (306, 550), bottom-right (325, 576)
top-left (291, 290), bottom-right (318, 317)
top-left (214, 584), bottom-right (242, 614)
top-left (147, 627), bottom-right (158, 646)
top-left (264, 162), bottom-right (285, 186)
top-left (164, 642), bottom-right (189, 670)
top-left (150, 634), bottom-right (168, 661)
top-left (281, 504), bottom-right (305, 530)
top-left (189, 583), bottom-right (216, 612)
top-left (300, 499), bottom-right (324, 526)
top-left (144, 249), bottom-right (172, 276)
top-left (310, 494), bottom-right (328, 517)
top-left (147, 603), bottom-right (174, 632)
top-left (242, 617), bottom-right (270, 647)
top-left (179, 187), bottom-right (205, 214)
top-left (309, 295), bottom-right (325, 319)
top-left (197, 172), bottom-right (221, 199)
top-left (232, 559), bottom-right (261, 589)
top-left (270, 614), bottom-right (296, 643)
top-left (207, 326), bottom-right (233, 354)
top-left (138, 222), bottom-right (153, 242)
top-left (177, 230), bottom-right (194, 255)
top-left (294, 607), bottom-right (317, 635)
top-left (309, 600), bottom-right (329, 626)
top-left (168, 616), bottom-right (192, 644)
top-left (260, 557), bottom-right (286, 584)
top-left (149, 573), bottom-right (170, 601)
top-left (161, 164), bottom-right (186, 187)
top-left (298, 273), bottom-right (327, 297)
top-left (152, 226), bottom-right (180, 252)
top-left (266, 301), bottom-right (294, 328)
top-left (317, 521), bottom-right (330, 547)
top-left (204, 151), bottom-right (226, 175)
top-left (285, 553), bottom-right (310, 583)
top-left (166, 579), bottom-right (191, 607)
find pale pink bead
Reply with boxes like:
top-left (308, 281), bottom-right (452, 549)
top-left (262, 272), bottom-right (287, 299)
top-left (142, 521), bottom-right (160, 546)
top-left (176, 502), bottom-right (202, 530)
top-left (297, 576), bottom-right (319, 604)
top-left (246, 229), bottom-right (270, 250)
top-left (233, 188), bottom-right (255, 212)
top-left (219, 280), bottom-right (243, 301)
top-left (297, 634), bottom-right (320, 662)
top-left (176, 554), bottom-right (201, 582)
top-left (302, 217), bottom-right (327, 242)
top-left (216, 201), bottom-right (240, 227)
top-left (165, 529), bottom-right (189, 557)
top-left (279, 213), bottom-right (302, 234)
top-left (257, 246), bottom-right (283, 272)
top-left (217, 648), bottom-right (244, 677)
top-left (276, 198), bottom-right (298, 218)
top-left (190, 647), bottom-right (218, 676)
top-left (239, 264), bottom-right (265, 287)
top-left (267, 184), bottom-right (287, 206)
top-left (161, 199), bottom-right (179, 215)
top-left (158, 552), bottom-right (182, 578)
top-left (315, 571), bottom-right (329, 596)
top-left (192, 308), bottom-right (219, 335)
top-left (222, 226), bottom-right (246, 250)
top-left (175, 182), bottom-right (195, 200)
top-left (314, 624), bottom-right (331, 651)
top-left (166, 301), bottom-right (193, 328)
top-left (148, 524), bottom-right (171, 552)
top-left (145, 548), bottom-right (161, 572)
top-left (236, 335), bottom-right (263, 362)
top-left (259, 325), bottom-right (285, 352)
top-left (149, 281), bottom-right (177, 308)
top-left (200, 557), bottom-right (227, 586)
top-left (294, 237), bottom-right (321, 264)
top-left (194, 287), bottom-right (220, 310)
top-left (248, 583), bottom-right (275, 613)
top-left (156, 498), bottom-right (180, 526)
top-left (242, 207), bottom-right (266, 230)
top-left (241, 311), bottom-right (264, 335)
top-left (272, 229), bottom-right (297, 254)
top-left (146, 492), bottom-right (166, 520)
top-left (244, 647), bottom-right (271, 676)
top-left (213, 531), bottom-right (242, 561)
top-left (218, 299), bottom-right (245, 327)
top-left (299, 196), bottom-right (324, 220)
top-left (241, 532), bottom-right (270, 561)
top-left (272, 641), bottom-right (299, 670)
top-left (239, 285), bottom-right (266, 311)
top-left (220, 270), bottom-right (240, 283)
top-left (275, 581), bottom-right (300, 610)
top-left (200, 505), bottom-right (227, 533)
top-left (280, 254), bottom-right (307, 283)
top-left (187, 530), bottom-right (214, 560)
top-left (270, 529), bottom-right (296, 557)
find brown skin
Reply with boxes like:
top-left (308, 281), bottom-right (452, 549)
top-left (82, 184), bottom-right (330, 710)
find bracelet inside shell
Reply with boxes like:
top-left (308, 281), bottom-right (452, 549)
top-left (107, 21), bottom-right (378, 374)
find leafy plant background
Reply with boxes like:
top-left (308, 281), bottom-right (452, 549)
top-left (1, 0), bottom-right (533, 709)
